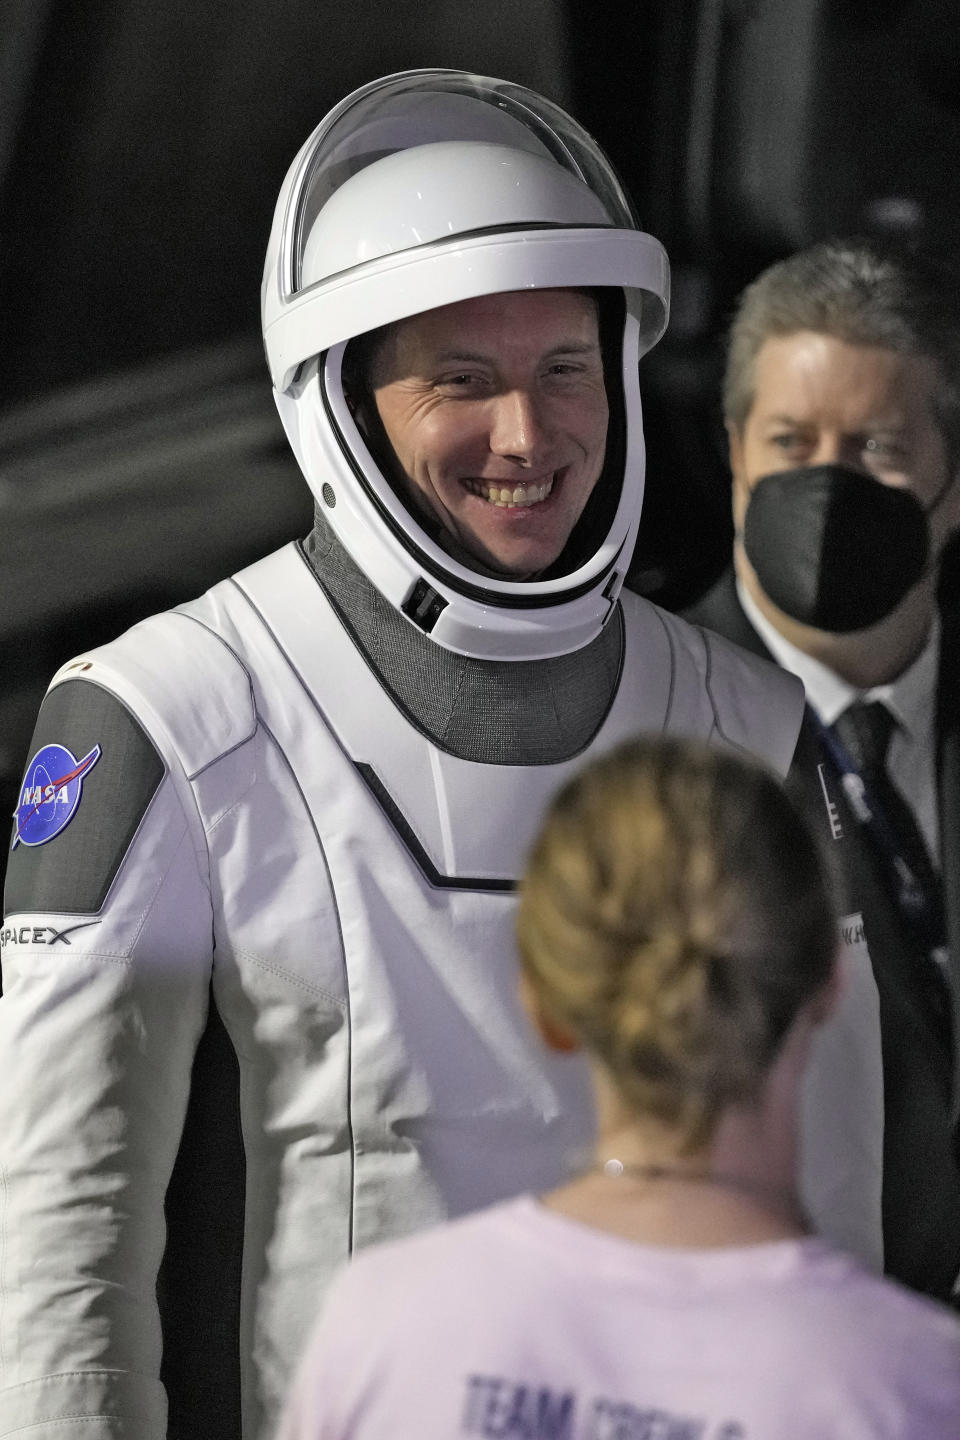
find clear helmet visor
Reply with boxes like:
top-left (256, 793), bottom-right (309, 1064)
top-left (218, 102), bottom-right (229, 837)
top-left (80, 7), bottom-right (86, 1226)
top-left (263, 69), bottom-right (668, 391)
top-left (280, 69), bottom-right (639, 300)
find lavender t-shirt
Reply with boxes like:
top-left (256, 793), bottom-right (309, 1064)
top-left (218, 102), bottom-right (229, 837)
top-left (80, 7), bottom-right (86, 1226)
top-left (278, 1196), bottom-right (960, 1440)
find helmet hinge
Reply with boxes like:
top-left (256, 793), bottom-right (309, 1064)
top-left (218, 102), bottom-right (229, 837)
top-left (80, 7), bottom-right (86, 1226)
top-left (402, 578), bottom-right (448, 634)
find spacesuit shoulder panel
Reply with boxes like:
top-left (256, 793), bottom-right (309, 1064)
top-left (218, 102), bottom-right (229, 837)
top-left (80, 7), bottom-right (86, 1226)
top-left (4, 605), bottom-right (258, 918)
top-left (47, 605), bottom-right (258, 780)
top-left (620, 593), bottom-right (803, 777)
top-left (4, 678), bottom-right (164, 917)
top-left (695, 617), bottom-right (804, 775)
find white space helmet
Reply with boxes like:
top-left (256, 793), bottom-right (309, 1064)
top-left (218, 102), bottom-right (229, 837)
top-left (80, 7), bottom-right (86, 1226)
top-left (262, 69), bottom-right (669, 661)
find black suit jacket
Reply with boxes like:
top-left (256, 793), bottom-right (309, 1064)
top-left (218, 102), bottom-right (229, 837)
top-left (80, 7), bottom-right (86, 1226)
top-left (687, 569), bottom-right (960, 1303)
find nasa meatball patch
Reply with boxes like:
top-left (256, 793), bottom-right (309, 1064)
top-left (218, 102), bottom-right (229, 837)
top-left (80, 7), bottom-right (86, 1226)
top-left (12, 742), bottom-right (102, 849)
top-left (5, 678), bottom-right (164, 916)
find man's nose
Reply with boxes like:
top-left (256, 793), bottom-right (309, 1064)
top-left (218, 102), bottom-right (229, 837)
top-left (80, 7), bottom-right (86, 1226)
top-left (811, 434), bottom-right (869, 472)
top-left (488, 389), bottom-right (549, 463)
top-left (810, 433), bottom-right (844, 467)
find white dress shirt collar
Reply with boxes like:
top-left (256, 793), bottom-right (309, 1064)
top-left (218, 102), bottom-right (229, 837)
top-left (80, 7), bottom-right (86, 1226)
top-left (735, 575), bottom-right (939, 742)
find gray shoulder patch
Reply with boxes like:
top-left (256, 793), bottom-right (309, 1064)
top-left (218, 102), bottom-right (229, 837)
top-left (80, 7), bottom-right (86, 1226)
top-left (4, 680), bottom-right (164, 917)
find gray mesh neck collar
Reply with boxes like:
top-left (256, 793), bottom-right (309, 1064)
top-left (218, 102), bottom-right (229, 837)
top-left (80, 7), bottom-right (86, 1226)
top-left (302, 513), bottom-right (623, 765)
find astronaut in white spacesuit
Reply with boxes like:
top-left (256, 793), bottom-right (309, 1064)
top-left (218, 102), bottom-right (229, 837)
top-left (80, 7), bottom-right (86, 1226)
top-left (0, 71), bottom-right (802, 1440)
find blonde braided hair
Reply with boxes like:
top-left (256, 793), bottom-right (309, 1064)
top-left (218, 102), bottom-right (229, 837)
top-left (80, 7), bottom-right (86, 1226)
top-left (516, 737), bottom-right (836, 1150)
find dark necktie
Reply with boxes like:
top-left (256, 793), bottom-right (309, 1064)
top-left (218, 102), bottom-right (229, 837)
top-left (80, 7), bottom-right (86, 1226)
top-left (832, 699), bottom-right (945, 948)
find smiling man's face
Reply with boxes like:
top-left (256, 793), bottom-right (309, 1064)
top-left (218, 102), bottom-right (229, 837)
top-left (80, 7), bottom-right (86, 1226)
top-left (366, 289), bottom-right (610, 578)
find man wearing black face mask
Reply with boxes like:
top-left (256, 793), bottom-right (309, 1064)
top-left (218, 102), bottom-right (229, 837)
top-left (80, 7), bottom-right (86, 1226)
top-left (687, 239), bottom-right (960, 1304)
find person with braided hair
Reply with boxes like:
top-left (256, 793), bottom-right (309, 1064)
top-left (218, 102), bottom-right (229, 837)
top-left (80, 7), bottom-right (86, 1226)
top-left (278, 736), bottom-right (960, 1440)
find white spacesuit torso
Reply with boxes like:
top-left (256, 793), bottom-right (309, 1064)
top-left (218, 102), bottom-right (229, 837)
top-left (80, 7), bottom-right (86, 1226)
top-left (0, 65), bottom-right (818, 1440)
top-left (0, 540), bottom-right (801, 1440)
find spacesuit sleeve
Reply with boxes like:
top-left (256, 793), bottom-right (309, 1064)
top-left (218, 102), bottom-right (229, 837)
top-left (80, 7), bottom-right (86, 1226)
top-left (784, 731), bottom-right (885, 1274)
top-left (0, 676), bottom-right (215, 1440)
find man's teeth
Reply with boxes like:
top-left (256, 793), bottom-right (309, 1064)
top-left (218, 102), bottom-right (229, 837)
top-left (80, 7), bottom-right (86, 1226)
top-left (466, 476), bottom-right (555, 508)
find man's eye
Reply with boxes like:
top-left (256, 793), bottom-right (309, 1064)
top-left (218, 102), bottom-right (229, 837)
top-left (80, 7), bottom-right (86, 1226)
top-left (439, 373), bottom-right (484, 390)
top-left (546, 361), bottom-right (597, 381)
top-left (769, 433), bottom-right (804, 450)
top-left (864, 437), bottom-right (906, 463)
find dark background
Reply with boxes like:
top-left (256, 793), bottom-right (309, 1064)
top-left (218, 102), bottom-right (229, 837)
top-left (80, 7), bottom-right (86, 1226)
top-left (4, 0), bottom-right (960, 894)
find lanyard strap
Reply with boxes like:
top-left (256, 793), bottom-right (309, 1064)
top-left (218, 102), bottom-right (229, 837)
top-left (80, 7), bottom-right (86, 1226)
top-left (809, 707), bottom-right (945, 955)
